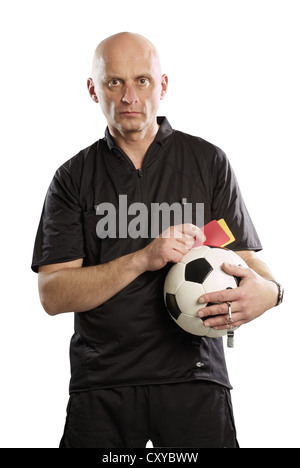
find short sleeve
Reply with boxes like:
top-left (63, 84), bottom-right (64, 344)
top-left (210, 148), bottom-right (262, 252)
top-left (31, 165), bottom-right (85, 273)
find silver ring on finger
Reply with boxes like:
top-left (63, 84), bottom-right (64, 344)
top-left (227, 301), bottom-right (234, 329)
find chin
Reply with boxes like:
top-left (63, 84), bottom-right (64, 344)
top-left (122, 124), bottom-right (145, 133)
top-left (117, 118), bottom-right (147, 133)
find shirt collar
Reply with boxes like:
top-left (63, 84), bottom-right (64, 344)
top-left (104, 116), bottom-right (174, 152)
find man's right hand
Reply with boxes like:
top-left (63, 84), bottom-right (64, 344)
top-left (139, 224), bottom-right (206, 272)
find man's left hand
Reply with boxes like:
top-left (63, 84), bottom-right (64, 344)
top-left (198, 263), bottom-right (278, 330)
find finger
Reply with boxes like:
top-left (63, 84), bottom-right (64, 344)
top-left (211, 315), bottom-right (247, 330)
top-left (202, 310), bottom-right (245, 329)
top-left (162, 225), bottom-right (197, 240)
top-left (192, 226), bottom-right (206, 243)
top-left (176, 233), bottom-right (194, 243)
top-left (176, 234), bottom-right (195, 250)
top-left (172, 241), bottom-right (193, 256)
top-left (168, 237), bottom-right (193, 257)
top-left (176, 224), bottom-right (206, 243)
top-left (198, 301), bottom-right (236, 319)
top-left (199, 287), bottom-right (240, 306)
top-left (221, 262), bottom-right (250, 278)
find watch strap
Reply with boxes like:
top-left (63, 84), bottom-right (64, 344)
top-left (269, 280), bottom-right (284, 307)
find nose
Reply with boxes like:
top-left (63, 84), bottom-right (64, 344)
top-left (121, 85), bottom-right (139, 105)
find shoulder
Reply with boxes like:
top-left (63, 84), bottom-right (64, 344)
top-left (41, 139), bottom-right (104, 204)
top-left (51, 138), bottom-right (106, 191)
top-left (172, 128), bottom-right (228, 168)
top-left (56, 139), bottom-right (101, 178)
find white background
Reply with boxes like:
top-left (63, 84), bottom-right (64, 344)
top-left (1, 0), bottom-right (299, 448)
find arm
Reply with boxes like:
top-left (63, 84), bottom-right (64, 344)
top-left (39, 253), bottom-right (146, 315)
top-left (39, 224), bottom-right (204, 316)
top-left (197, 250), bottom-right (279, 330)
top-left (236, 250), bottom-right (276, 281)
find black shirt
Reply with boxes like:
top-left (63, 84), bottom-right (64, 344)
top-left (32, 117), bottom-right (262, 392)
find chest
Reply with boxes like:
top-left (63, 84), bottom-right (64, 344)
top-left (80, 150), bottom-right (213, 265)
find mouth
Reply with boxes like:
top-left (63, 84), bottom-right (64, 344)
top-left (119, 111), bottom-right (142, 117)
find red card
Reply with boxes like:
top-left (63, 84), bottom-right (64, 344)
top-left (193, 220), bottom-right (231, 248)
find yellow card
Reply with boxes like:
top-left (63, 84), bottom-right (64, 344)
top-left (217, 219), bottom-right (235, 248)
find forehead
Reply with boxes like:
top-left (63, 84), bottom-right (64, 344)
top-left (96, 38), bottom-right (161, 79)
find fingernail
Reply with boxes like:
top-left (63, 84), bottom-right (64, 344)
top-left (199, 297), bottom-right (205, 304)
top-left (198, 311), bottom-right (204, 317)
top-left (204, 322), bottom-right (210, 327)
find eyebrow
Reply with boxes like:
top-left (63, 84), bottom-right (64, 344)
top-left (103, 73), bottom-right (153, 82)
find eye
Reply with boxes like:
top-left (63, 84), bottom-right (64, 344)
top-left (108, 79), bottom-right (123, 89)
top-left (138, 78), bottom-right (150, 87)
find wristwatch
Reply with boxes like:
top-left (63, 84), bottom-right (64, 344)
top-left (270, 280), bottom-right (284, 307)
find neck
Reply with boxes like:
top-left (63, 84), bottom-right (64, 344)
top-left (108, 121), bottom-right (159, 169)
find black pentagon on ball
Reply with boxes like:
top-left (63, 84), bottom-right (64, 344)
top-left (233, 264), bottom-right (245, 286)
top-left (166, 293), bottom-right (182, 320)
top-left (185, 258), bottom-right (213, 284)
top-left (234, 275), bottom-right (241, 286)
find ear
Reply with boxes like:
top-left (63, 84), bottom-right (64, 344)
top-left (160, 74), bottom-right (168, 100)
top-left (87, 78), bottom-right (99, 103)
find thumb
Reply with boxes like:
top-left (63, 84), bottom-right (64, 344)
top-left (222, 262), bottom-right (249, 278)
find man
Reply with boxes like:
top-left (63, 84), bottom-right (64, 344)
top-left (32, 32), bottom-right (283, 448)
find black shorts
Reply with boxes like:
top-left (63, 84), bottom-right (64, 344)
top-left (59, 380), bottom-right (239, 448)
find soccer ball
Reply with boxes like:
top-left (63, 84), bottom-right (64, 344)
top-left (163, 246), bottom-right (247, 338)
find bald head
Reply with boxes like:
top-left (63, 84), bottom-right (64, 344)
top-left (92, 32), bottom-right (161, 81)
